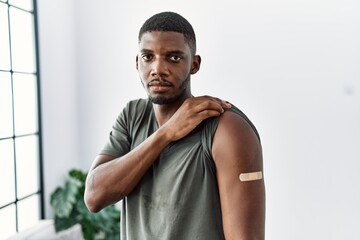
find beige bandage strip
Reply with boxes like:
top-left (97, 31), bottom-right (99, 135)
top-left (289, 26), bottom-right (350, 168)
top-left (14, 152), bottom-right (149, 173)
top-left (239, 171), bottom-right (263, 182)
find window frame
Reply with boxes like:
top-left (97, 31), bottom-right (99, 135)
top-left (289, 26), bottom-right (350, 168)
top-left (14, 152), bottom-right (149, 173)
top-left (0, 0), bottom-right (44, 235)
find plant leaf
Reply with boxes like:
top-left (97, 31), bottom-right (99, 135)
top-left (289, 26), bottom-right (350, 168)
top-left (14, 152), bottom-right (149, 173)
top-left (54, 211), bottom-right (79, 232)
top-left (50, 169), bottom-right (120, 239)
top-left (50, 178), bottom-right (81, 218)
top-left (81, 218), bottom-right (96, 240)
top-left (69, 169), bottom-right (87, 183)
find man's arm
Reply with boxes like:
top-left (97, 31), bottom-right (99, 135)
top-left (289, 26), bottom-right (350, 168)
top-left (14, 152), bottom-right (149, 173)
top-left (84, 127), bottom-right (172, 212)
top-left (212, 111), bottom-right (265, 240)
top-left (84, 96), bottom-right (231, 212)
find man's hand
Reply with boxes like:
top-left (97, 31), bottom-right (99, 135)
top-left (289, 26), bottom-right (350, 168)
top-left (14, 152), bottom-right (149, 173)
top-left (161, 96), bottom-right (231, 141)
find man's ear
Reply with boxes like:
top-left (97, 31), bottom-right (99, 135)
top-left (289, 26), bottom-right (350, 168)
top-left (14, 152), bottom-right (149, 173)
top-left (136, 55), bottom-right (139, 71)
top-left (190, 55), bottom-right (201, 74)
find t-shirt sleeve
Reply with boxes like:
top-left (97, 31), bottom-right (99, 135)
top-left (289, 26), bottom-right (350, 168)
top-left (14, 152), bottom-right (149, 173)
top-left (99, 105), bottom-right (131, 157)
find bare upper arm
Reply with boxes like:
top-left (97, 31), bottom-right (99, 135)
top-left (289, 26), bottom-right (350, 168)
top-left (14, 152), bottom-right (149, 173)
top-left (89, 154), bottom-right (117, 171)
top-left (212, 111), bottom-right (265, 239)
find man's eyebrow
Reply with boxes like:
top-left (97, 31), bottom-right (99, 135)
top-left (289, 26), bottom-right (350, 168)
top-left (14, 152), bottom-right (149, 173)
top-left (167, 50), bottom-right (186, 55)
top-left (139, 49), bottom-right (186, 54)
top-left (139, 48), bottom-right (153, 53)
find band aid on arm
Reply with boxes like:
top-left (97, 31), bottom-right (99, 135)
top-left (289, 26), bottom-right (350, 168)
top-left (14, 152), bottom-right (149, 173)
top-left (239, 171), bottom-right (263, 182)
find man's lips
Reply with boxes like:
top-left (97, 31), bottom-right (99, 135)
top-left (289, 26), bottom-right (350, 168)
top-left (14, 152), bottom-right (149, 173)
top-left (148, 79), bottom-right (173, 87)
top-left (148, 80), bottom-right (173, 92)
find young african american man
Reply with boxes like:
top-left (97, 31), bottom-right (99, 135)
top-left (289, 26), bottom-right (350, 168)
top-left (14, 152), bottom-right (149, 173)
top-left (85, 11), bottom-right (265, 240)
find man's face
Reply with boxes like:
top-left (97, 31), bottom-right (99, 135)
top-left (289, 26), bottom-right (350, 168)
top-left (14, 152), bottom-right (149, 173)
top-left (136, 31), bottom-right (200, 105)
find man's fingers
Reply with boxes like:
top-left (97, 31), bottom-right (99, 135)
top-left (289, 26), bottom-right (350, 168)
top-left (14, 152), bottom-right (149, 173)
top-left (164, 96), bottom-right (231, 142)
top-left (198, 109), bottom-right (223, 119)
top-left (192, 98), bottom-right (229, 114)
top-left (196, 96), bottom-right (231, 109)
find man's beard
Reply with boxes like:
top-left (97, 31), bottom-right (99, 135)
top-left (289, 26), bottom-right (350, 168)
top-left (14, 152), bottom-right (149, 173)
top-left (148, 76), bottom-right (190, 105)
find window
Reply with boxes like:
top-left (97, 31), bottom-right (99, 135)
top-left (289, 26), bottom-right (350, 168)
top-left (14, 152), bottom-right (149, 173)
top-left (0, 0), bottom-right (43, 237)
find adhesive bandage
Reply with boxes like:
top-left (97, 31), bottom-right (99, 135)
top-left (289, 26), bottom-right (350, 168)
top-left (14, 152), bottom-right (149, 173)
top-left (239, 171), bottom-right (263, 182)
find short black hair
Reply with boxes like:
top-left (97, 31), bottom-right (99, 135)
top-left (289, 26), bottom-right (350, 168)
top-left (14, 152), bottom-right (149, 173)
top-left (138, 11), bottom-right (197, 55)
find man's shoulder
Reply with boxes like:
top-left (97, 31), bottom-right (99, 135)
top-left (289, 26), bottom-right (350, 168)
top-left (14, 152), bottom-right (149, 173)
top-left (218, 104), bottom-right (260, 142)
top-left (127, 98), bottom-right (150, 108)
top-left (123, 98), bottom-right (151, 113)
top-left (118, 98), bottom-right (151, 121)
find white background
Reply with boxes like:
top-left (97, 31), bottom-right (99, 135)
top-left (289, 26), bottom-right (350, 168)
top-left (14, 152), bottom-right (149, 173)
top-left (37, 0), bottom-right (360, 239)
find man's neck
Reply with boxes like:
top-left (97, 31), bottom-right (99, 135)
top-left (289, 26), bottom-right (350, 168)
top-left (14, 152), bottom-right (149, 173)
top-left (152, 95), bottom-right (192, 127)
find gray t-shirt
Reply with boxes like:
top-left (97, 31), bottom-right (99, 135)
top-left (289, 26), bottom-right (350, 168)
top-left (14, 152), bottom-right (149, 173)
top-left (100, 98), bottom-right (259, 240)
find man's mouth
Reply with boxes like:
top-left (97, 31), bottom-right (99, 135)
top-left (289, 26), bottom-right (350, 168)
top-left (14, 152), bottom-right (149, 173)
top-left (148, 79), bottom-right (173, 92)
top-left (148, 79), bottom-right (173, 87)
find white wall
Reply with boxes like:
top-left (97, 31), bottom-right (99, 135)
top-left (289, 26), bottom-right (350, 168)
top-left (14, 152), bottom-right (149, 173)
top-left (37, 0), bottom-right (360, 239)
top-left (36, 0), bottom-right (80, 219)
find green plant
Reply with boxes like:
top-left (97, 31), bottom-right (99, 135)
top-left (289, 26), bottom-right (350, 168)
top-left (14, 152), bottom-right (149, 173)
top-left (50, 169), bottom-right (120, 240)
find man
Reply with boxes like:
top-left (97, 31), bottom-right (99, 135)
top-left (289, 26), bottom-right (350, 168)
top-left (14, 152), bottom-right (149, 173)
top-left (85, 11), bottom-right (265, 240)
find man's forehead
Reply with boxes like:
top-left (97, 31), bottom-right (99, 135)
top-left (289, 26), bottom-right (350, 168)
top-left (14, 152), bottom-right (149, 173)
top-left (139, 31), bottom-right (189, 51)
top-left (139, 31), bottom-right (188, 48)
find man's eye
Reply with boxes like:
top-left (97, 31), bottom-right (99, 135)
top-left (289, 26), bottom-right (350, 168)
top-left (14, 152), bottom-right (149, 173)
top-left (142, 55), bottom-right (153, 61)
top-left (169, 56), bottom-right (182, 62)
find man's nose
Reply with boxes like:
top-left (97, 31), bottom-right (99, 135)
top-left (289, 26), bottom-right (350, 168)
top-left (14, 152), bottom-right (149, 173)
top-left (151, 59), bottom-right (169, 77)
